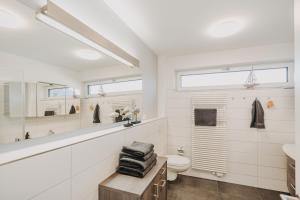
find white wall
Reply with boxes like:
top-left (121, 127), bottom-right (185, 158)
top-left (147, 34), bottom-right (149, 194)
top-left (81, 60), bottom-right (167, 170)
top-left (0, 118), bottom-right (167, 200)
top-left (158, 43), bottom-right (295, 191)
top-left (295, 0), bottom-right (300, 195)
top-left (80, 65), bottom-right (141, 82)
top-left (158, 43), bottom-right (294, 116)
top-left (52, 0), bottom-right (158, 119)
top-left (166, 89), bottom-right (294, 192)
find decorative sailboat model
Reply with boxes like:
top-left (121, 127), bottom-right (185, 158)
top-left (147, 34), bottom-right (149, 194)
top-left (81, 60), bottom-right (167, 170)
top-left (244, 66), bottom-right (259, 89)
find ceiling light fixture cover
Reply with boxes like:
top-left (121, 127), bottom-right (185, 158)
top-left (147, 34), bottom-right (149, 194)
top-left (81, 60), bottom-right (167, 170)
top-left (208, 19), bottom-right (244, 38)
top-left (0, 8), bottom-right (24, 29)
top-left (74, 49), bottom-right (102, 60)
top-left (36, 1), bottom-right (139, 67)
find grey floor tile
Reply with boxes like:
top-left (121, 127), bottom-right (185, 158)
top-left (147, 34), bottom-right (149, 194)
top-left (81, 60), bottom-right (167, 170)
top-left (178, 175), bottom-right (218, 193)
top-left (218, 181), bottom-right (261, 200)
top-left (257, 188), bottom-right (284, 200)
top-left (167, 175), bottom-right (285, 200)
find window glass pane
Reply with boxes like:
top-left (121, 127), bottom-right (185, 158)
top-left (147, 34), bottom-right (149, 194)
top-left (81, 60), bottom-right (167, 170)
top-left (254, 68), bottom-right (288, 84)
top-left (65, 88), bottom-right (74, 97)
top-left (48, 88), bottom-right (65, 97)
top-left (181, 71), bottom-right (249, 88)
top-left (88, 85), bottom-right (102, 95)
top-left (180, 67), bottom-right (288, 88)
top-left (88, 79), bottom-right (142, 95)
top-left (102, 80), bottom-right (142, 93)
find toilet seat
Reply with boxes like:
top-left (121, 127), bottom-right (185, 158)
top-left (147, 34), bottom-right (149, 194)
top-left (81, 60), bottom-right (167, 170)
top-left (166, 155), bottom-right (190, 168)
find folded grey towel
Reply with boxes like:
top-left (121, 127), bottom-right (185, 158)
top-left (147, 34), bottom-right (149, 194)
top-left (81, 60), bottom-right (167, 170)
top-left (122, 141), bottom-right (154, 157)
top-left (120, 150), bottom-right (154, 161)
top-left (119, 153), bottom-right (157, 170)
top-left (117, 159), bottom-right (157, 178)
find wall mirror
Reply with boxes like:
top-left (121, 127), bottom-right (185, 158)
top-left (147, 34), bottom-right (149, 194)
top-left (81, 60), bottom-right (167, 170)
top-left (0, 0), bottom-right (142, 144)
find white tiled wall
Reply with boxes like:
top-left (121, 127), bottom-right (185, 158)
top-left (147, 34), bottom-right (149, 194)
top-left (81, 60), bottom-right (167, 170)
top-left (25, 115), bottom-right (81, 139)
top-left (0, 118), bottom-right (167, 200)
top-left (5, 94), bottom-right (142, 142)
top-left (80, 94), bottom-right (142, 128)
top-left (166, 89), bottom-right (294, 192)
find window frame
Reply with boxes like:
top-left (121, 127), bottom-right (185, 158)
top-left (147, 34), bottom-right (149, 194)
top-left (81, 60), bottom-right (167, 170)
top-left (85, 76), bottom-right (143, 97)
top-left (47, 87), bottom-right (75, 99)
top-left (176, 62), bottom-right (294, 91)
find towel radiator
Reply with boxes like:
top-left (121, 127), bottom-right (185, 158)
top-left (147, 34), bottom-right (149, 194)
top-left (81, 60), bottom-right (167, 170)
top-left (191, 95), bottom-right (228, 177)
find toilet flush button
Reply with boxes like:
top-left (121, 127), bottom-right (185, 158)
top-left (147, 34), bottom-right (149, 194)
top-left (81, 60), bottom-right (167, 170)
top-left (177, 146), bottom-right (184, 155)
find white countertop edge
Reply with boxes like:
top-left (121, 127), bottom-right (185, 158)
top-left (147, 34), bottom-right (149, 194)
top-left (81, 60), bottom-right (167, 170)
top-left (0, 117), bottom-right (165, 166)
top-left (282, 143), bottom-right (296, 160)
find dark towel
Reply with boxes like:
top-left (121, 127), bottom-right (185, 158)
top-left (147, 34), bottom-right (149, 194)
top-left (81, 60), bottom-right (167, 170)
top-left (122, 141), bottom-right (154, 157)
top-left (93, 104), bottom-right (101, 123)
top-left (120, 150), bottom-right (154, 161)
top-left (69, 105), bottom-right (76, 114)
top-left (44, 111), bottom-right (55, 116)
top-left (119, 153), bottom-right (157, 170)
top-left (250, 99), bottom-right (265, 129)
top-left (117, 159), bottom-right (157, 178)
top-left (194, 109), bottom-right (217, 126)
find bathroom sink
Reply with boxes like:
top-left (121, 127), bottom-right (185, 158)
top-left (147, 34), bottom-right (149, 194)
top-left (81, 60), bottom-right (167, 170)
top-left (282, 144), bottom-right (296, 160)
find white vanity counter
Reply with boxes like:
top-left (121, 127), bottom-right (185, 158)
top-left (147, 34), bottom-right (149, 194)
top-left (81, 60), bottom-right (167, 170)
top-left (0, 117), bottom-right (168, 200)
top-left (282, 143), bottom-right (296, 160)
top-left (0, 118), bottom-right (163, 165)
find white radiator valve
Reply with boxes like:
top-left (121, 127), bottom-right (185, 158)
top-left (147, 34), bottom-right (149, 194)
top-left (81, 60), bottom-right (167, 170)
top-left (177, 146), bottom-right (184, 155)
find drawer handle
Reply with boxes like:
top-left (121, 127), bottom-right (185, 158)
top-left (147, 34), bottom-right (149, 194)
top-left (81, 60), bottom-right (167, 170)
top-left (289, 163), bottom-right (295, 170)
top-left (161, 168), bottom-right (166, 175)
top-left (160, 180), bottom-right (167, 188)
top-left (290, 183), bottom-right (296, 190)
top-left (153, 183), bottom-right (160, 199)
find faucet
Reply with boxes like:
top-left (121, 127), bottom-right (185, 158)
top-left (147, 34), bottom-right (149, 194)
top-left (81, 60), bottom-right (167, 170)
top-left (48, 130), bottom-right (55, 135)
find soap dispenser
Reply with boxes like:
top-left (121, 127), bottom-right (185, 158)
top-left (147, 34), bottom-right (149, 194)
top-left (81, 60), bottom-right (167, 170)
top-left (25, 132), bottom-right (30, 140)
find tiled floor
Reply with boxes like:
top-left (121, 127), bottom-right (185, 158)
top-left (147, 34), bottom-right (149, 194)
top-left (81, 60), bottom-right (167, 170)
top-left (167, 175), bottom-right (287, 200)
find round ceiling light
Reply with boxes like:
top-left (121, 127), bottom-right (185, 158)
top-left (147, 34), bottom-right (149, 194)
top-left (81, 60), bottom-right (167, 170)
top-left (0, 9), bottom-right (24, 29)
top-left (74, 49), bottom-right (103, 60)
top-left (208, 19), bottom-right (244, 38)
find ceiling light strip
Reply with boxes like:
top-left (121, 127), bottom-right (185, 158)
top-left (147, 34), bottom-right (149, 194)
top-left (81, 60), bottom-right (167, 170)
top-left (36, 1), bottom-right (139, 67)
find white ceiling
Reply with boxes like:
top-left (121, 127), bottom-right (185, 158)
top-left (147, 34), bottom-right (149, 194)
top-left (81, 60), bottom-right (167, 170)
top-left (0, 0), bottom-right (123, 71)
top-left (104, 0), bottom-right (294, 56)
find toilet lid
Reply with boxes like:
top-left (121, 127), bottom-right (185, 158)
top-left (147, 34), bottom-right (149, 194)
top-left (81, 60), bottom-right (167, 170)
top-left (166, 155), bottom-right (190, 167)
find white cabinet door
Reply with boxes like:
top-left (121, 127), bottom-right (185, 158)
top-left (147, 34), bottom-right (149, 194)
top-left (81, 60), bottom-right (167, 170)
top-left (31, 180), bottom-right (71, 200)
top-left (0, 147), bottom-right (71, 200)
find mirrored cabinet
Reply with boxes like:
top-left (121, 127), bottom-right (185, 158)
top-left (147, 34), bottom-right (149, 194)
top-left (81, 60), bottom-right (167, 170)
top-left (25, 82), bottom-right (80, 118)
top-left (0, 70), bottom-right (25, 144)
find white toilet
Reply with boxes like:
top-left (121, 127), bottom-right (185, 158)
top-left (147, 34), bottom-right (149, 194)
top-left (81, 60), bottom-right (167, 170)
top-left (166, 154), bottom-right (191, 181)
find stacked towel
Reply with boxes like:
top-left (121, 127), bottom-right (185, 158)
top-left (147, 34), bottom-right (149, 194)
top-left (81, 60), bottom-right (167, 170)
top-left (117, 141), bottom-right (157, 178)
